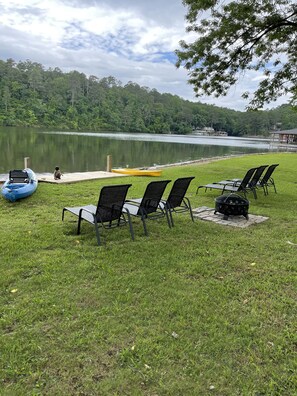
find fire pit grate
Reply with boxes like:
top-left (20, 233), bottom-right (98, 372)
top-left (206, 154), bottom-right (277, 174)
top-left (214, 193), bottom-right (249, 220)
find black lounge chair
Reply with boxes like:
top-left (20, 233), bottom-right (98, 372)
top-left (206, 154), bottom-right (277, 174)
top-left (62, 184), bottom-right (134, 246)
top-left (9, 169), bottom-right (29, 183)
top-left (160, 176), bottom-right (195, 226)
top-left (257, 164), bottom-right (279, 195)
top-left (123, 180), bottom-right (171, 236)
top-left (216, 165), bottom-right (269, 199)
top-left (196, 167), bottom-right (258, 198)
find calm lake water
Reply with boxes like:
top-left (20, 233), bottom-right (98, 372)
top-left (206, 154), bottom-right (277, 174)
top-left (0, 127), bottom-right (271, 174)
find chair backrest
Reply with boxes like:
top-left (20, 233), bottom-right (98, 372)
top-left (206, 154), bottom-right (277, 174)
top-left (9, 169), bottom-right (29, 183)
top-left (248, 165), bottom-right (268, 187)
top-left (238, 167), bottom-right (257, 190)
top-left (166, 177), bottom-right (195, 208)
top-left (260, 164), bottom-right (279, 184)
top-left (96, 184), bottom-right (132, 222)
top-left (138, 180), bottom-right (171, 215)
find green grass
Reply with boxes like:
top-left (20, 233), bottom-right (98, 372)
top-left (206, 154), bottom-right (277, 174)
top-left (0, 153), bottom-right (296, 395)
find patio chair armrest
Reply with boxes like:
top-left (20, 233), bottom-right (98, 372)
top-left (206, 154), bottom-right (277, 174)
top-left (213, 181), bottom-right (238, 187)
top-left (124, 199), bottom-right (141, 206)
top-left (121, 206), bottom-right (131, 216)
top-left (77, 207), bottom-right (97, 225)
top-left (216, 181), bottom-right (239, 187)
top-left (100, 203), bottom-right (122, 211)
top-left (78, 207), bottom-right (95, 216)
top-left (159, 199), bottom-right (168, 209)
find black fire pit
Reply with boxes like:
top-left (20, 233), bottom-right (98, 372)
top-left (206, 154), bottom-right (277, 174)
top-left (214, 193), bottom-right (249, 220)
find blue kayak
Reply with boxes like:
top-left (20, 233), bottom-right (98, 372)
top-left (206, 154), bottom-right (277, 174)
top-left (1, 168), bottom-right (38, 202)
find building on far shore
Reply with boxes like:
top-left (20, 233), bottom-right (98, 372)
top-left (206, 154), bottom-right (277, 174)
top-left (192, 127), bottom-right (228, 136)
top-left (270, 128), bottom-right (297, 149)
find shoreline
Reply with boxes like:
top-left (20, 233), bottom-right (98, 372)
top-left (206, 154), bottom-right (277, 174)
top-left (152, 152), bottom-right (268, 169)
top-left (0, 152), bottom-right (269, 184)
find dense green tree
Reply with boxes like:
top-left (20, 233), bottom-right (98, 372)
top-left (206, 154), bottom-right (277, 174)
top-left (2, 86), bottom-right (10, 112)
top-left (176, 0), bottom-right (297, 109)
top-left (1, 58), bottom-right (297, 135)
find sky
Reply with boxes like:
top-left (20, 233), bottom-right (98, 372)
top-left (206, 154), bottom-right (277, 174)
top-left (0, 0), bottom-right (291, 111)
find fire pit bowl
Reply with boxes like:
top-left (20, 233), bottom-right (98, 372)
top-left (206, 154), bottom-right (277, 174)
top-left (215, 193), bottom-right (249, 220)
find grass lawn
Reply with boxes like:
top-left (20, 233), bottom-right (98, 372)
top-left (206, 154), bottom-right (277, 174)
top-left (0, 152), bottom-right (296, 395)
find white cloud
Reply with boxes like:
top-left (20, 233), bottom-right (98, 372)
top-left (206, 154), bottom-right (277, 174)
top-left (0, 0), bottom-right (291, 111)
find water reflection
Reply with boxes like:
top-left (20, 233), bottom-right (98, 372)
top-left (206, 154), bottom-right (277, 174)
top-left (46, 131), bottom-right (271, 148)
top-left (0, 127), bottom-right (270, 173)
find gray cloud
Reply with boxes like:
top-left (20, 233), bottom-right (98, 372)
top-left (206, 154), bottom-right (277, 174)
top-left (0, 0), bottom-right (289, 110)
top-left (62, 0), bottom-right (186, 26)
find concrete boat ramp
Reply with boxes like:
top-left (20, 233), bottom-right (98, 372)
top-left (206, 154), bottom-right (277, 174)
top-left (37, 171), bottom-right (127, 184)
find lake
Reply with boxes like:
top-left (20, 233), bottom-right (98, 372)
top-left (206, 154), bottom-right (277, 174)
top-left (0, 127), bottom-right (271, 174)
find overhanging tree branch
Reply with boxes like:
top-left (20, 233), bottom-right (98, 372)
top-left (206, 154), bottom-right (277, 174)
top-left (176, 0), bottom-right (297, 109)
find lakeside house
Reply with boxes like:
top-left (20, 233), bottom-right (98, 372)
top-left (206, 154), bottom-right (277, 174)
top-left (192, 127), bottom-right (228, 137)
top-left (270, 128), bottom-right (297, 149)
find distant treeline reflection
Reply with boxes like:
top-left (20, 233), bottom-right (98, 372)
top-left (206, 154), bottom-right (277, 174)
top-left (0, 127), bottom-right (265, 173)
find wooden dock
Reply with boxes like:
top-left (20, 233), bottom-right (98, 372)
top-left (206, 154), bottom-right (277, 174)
top-left (37, 171), bottom-right (127, 184)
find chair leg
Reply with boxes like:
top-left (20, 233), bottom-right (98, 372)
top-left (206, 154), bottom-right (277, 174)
top-left (252, 187), bottom-right (257, 199)
top-left (93, 219), bottom-right (101, 246)
top-left (260, 184), bottom-right (268, 195)
top-left (77, 217), bottom-right (82, 235)
top-left (141, 216), bottom-right (148, 236)
top-left (164, 207), bottom-right (172, 228)
top-left (168, 209), bottom-right (174, 227)
top-left (163, 202), bottom-right (173, 226)
top-left (124, 210), bottom-right (135, 241)
top-left (196, 186), bottom-right (204, 195)
top-left (184, 198), bottom-right (194, 222)
top-left (139, 209), bottom-right (149, 236)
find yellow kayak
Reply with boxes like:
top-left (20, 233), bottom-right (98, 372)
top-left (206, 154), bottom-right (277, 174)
top-left (111, 168), bottom-right (162, 177)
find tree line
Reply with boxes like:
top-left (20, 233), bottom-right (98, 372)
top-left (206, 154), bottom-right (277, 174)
top-left (0, 58), bottom-right (297, 136)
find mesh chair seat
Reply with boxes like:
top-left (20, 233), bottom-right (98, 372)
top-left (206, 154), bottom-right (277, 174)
top-left (62, 184), bottom-right (134, 246)
top-left (123, 180), bottom-right (171, 236)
